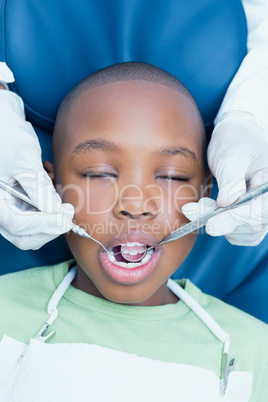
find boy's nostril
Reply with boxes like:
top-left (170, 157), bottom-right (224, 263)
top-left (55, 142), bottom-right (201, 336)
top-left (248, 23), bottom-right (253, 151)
top-left (121, 210), bottom-right (131, 216)
top-left (119, 210), bottom-right (154, 219)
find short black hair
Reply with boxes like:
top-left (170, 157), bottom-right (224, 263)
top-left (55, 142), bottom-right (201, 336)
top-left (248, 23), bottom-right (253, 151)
top-left (56, 62), bottom-right (201, 123)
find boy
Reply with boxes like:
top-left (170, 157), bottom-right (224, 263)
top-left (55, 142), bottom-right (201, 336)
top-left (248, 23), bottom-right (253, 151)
top-left (0, 63), bottom-right (267, 401)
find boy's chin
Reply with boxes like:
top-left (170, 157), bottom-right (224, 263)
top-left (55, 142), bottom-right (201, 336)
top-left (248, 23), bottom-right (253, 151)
top-left (94, 277), bottom-right (176, 306)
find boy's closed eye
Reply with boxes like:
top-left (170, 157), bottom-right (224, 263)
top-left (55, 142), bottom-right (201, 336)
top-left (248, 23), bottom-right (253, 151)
top-left (82, 172), bottom-right (190, 182)
top-left (157, 176), bottom-right (189, 182)
top-left (82, 171), bottom-right (118, 179)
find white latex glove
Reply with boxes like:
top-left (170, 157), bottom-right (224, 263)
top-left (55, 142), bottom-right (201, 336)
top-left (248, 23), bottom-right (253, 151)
top-left (0, 63), bottom-right (75, 250)
top-left (182, 112), bottom-right (268, 246)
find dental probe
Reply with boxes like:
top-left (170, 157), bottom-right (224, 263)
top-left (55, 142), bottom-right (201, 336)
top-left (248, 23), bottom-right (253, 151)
top-left (0, 179), bottom-right (110, 251)
top-left (158, 181), bottom-right (268, 246)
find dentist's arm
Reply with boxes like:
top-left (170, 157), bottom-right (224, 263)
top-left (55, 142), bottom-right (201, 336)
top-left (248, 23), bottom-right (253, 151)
top-left (183, 0), bottom-right (268, 246)
top-left (0, 62), bottom-right (75, 250)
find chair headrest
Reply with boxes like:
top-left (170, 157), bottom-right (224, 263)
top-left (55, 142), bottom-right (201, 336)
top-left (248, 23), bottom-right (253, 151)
top-left (0, 0), bottom-right (247, 133)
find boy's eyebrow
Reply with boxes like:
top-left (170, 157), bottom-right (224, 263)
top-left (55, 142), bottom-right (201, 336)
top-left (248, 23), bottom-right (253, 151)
top-left (70, 139), bottom-right (121, 158)
top-left (156, 146), bottom-right (198, 164)
top-left (70, 140), bottom-right (198, 164)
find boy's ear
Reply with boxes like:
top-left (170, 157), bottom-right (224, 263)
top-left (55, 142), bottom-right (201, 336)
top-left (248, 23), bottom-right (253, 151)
top-left (203, 171), bottom-right (213, 198)
top-left (43, 161), bottom-right (56, 187)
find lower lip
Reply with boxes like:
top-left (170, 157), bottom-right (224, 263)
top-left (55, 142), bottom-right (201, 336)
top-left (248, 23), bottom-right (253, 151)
top-left (99, 249), bottom-right (161, 285)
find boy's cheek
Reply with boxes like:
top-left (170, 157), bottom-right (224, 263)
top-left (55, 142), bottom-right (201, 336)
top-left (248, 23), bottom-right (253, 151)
top-left (171, 183), bottom-right (202, 215)
top-left (56, 180), bottom-right (118, 216)
top-left (157, 182), bottom-right (204, 235)
top-left (158, 213), bottom-right (189, 239)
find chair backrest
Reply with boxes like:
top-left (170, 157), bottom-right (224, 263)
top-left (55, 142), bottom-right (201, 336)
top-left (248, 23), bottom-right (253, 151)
top-left (1, 0), bottom-right (247, 132)
top-left (2, 0), bottom-right (267, 322)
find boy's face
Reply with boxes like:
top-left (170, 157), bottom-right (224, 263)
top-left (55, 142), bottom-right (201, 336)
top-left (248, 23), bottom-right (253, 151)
top-left (50, 80), bottom-right (209, 306)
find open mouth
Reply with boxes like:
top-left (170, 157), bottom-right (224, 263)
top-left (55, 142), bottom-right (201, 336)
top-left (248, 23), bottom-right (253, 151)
top-left (107, 242), bottom-right (155, 268)
top-left (100, 239), bottom-right (160, 285)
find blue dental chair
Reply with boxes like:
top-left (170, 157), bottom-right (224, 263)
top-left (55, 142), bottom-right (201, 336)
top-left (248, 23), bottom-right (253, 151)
top-left (1, 0), bottom-right (268, 321)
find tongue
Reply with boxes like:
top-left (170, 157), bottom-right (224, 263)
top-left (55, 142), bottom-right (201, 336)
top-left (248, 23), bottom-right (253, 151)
top-left (120, 244), bottom-right (147, 262)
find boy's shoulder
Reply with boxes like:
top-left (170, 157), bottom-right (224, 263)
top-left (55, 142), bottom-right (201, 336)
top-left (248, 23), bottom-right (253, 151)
top-left (0, 260), bottom-right (73, 342)
top-left (0, 260), bottom-right (72, 295)
top-left (0, 260), bottom-right (73, 317)
top-left (179, 278), bottom-right (268, 390)
top-left (181, 278), bottom-right (268, 346)
top-left (0, 264), bottom-right (52, 285)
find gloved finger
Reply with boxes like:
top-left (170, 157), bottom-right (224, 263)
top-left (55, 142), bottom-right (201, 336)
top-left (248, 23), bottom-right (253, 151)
top-left (0, 226), bottom-right (65, 250)
top-left (14, 170), bottom-right (62, 214)
top-left (0, 181), bottom-right (75, 220)
top-left (0, 198), bottom-right (75, 237)
top-left (0, 184), bottom-right (37, 212)
top-left (213, 153), bottom-right (249, 208)
top-left (247, 168), bottom-right (268, 193)
top-left (0, 202), bottom-right (75, 250)
top-left (205, 204), bottom-right (252, 236)
top-left (0, 182), bottom-right (76, 224)
top-left (61, 203), bottom-right (75, 220)
top-left (208, 190), bottom-right (268, 234)
top-left (182, 197), bottom-right (217, 221)
top-left (225, 226), bottom-right (268, 247)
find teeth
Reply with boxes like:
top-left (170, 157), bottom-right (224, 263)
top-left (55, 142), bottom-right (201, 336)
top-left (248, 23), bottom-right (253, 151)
top-left (124, 250), bottom-right (142, 256)
top-left (106, 247), bottom-right (154, 268)
top-left (107, 251), bottom-right (116, 262)
top-left (114, 262), bottom-right (143, 269)
top-left (121, 242), bottom-right (147, 256)
top-left (123, 242), bottom-right (145, 247)
top-left (140, 249), bottom-right (154, 264)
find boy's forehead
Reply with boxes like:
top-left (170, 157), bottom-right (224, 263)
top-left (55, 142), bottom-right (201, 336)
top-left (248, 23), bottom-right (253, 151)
top-left (71, 80), bottom-right (192, 112)
top-left (66, 80), bottom-right (201, 130)
top-left (54, 80), bottom-right (205, 159)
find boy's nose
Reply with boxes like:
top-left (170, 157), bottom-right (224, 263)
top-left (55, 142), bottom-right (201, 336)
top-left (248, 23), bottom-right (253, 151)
top-left (119, 209), bottom-right (155, 220)
top-left (113, 184), bottom-right (159, 220)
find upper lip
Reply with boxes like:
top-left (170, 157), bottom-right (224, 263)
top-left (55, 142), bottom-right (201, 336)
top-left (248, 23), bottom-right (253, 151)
top-left (104, 231), bottom-right (161, 250)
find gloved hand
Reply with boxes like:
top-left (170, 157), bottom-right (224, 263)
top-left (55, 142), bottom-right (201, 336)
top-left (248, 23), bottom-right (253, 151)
top-left (182, 111), bottom-right (268, 246)
top-left (0, 63), bottom-right (75, 250)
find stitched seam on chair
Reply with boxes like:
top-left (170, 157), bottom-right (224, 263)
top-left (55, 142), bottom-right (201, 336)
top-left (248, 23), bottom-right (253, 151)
top-left (204, 119), bottom-right (214, 129)
top-left (1, 0), bottom-right (54, 132)
top-left (27, 111), bottom-right (54, 133)
top-left (0, 0), bottom-right (7, 61)
top-left (8, 82), bottom-right (55, 133)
